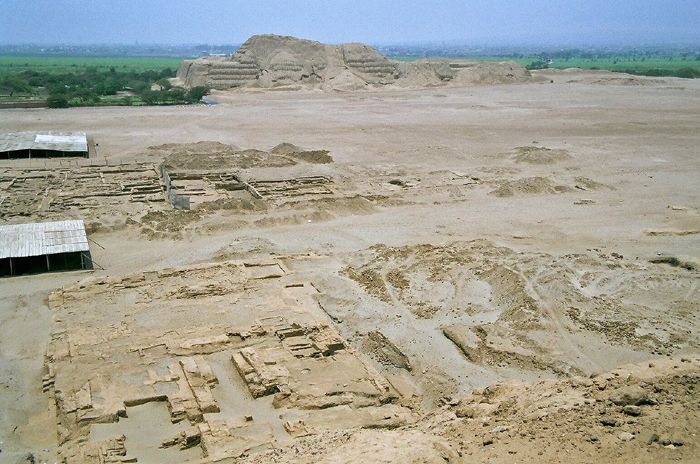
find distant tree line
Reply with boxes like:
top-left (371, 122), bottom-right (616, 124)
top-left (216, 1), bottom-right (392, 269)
top-left (0, 76), bottom-right (34, 96)
top-left (538, 49), bottom-right (700, 62)
top-left (0, 67), bottom-right (209, 107)
top-left (524, 48), bottom-right (700, 78)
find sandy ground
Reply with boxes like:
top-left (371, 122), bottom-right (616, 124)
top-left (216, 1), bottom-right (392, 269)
top-left (0, 70), bottom-right (699, 463)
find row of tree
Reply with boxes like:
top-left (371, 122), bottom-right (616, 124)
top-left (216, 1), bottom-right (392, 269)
top-left (1, 68), bottom-right (209, 107)
top-left (0, 76), bottom-right (34, 96)
top-left (45, 85), bottom-right (210, 108)
top-left (525, 59), bottom-right (700, 78)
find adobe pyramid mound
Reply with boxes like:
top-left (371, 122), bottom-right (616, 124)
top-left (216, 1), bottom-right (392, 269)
top-left (176, 34), bottom-right (540, 91)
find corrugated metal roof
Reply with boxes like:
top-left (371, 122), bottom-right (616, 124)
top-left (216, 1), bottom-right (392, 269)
top-left (0, 131), bottom-right (88, 153)
top-left (0, 220), bottom-right (89, 259)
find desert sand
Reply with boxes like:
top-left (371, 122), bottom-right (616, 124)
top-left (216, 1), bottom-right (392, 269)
top-left (0, 67), bottom-right (699, 463)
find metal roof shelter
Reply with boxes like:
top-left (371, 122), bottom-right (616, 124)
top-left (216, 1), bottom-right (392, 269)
top-left (0, 220), bottom-right (93, 276)
top-left (0, 131), bottom-right (89, 159)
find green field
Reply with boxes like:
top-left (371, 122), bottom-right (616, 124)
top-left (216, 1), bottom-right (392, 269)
top-left (390, 55), bottom-right (700, 77)
top-left (4, 54), bottom-right (698, 78)
top-left (546, 57), bottom-right (700, 72)
top-left (470, 57), bottom-right (700, 72)
top-left (0, 55), bottom-right (186, 77)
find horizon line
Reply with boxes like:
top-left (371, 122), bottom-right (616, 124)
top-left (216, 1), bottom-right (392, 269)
top-left (2, 40), bottom-right (699, 49)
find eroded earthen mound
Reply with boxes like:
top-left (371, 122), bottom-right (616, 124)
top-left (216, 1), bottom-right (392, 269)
top-left (176, 34), bottom-right (540, 91)
top-left (239, 357), bottom-right (700, 464)
top-left (147, 141), bottom-right (332, 170)
top-left (512, 146), bottom-right (573, 164)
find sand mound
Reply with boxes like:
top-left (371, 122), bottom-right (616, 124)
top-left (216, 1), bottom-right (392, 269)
top-left (396, 59), bottom-right (536, 86)
top-left (165, 147), bottom-right (294, 170)
top-left (287, 150), bottom-right (333, 164)
top-left (148, 141), bottom-right (332, 169)
top-left (177, 34), bottom-right (539, 91)
top-left (535, 69), bottom-right (666, 86)
top-left (488, 176), bottom-right (561, 197)
top-left (511, 146), bottom-right (573, 164)
top-left (271, 142), bottom-right (333, 163)
top-left (487, 175), bottom-right (611, 197)
top-left (576, 76), bottom-right (666, 86)
top-left (271, 142), bottom-right (302, 154)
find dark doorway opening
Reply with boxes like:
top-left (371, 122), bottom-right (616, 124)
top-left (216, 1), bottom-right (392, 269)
top-left (0, 258), bottom-right (11, 277)
top-left (1, 149), bottom-right (88, 159)
top-left (49, 252), bottom-right (83, 271)
top-left (12, 255), bottom-right (49, 275)
top-left (1, 251), bottom-right (91, 277)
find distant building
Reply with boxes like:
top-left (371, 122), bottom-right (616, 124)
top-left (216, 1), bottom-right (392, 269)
top-left (0, 220), bottom-right (93, 277)
top-left (0, 131), bottom-right (89, 159)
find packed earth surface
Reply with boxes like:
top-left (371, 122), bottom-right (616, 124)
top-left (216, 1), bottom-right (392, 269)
top-left (1, 38), bottom-right (699, 464)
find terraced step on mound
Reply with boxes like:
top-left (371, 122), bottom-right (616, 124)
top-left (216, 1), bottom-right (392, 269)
top-left (176, 34), bottom-right (539, 91)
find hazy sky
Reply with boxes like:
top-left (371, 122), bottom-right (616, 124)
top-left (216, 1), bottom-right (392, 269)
top-left (1, 0), bottom-right (698, 46)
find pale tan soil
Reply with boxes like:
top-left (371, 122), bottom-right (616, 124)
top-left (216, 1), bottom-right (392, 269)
top-left (239, 357), bottom-right (700, 464)
top-left (0, 71), bottom-right (699, 463)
